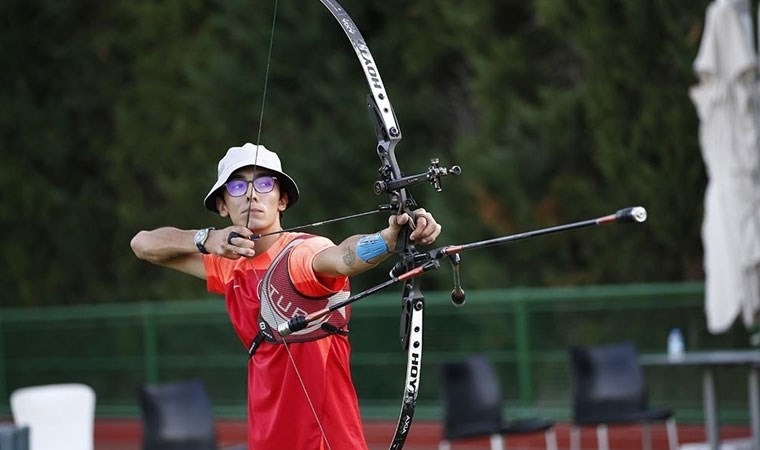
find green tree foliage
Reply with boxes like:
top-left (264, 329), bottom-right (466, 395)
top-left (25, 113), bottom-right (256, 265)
top-left (1, 0), bottom-right (126, 305)
top-left (531, 1), bottom-right (709, 284)
top-left (0, 0), bottom-right (714, 306)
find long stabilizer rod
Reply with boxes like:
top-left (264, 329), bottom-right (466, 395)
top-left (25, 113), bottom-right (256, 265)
top-left (434, 206), bottom-right (646, 258)
top-left (278, 206), bottom-right (647, 336)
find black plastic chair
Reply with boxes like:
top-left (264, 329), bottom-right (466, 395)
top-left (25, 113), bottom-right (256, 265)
top-left (0, 424), bottom-right (29, 450)
top-left (136, 378), bottom-right (246, 450)
top-left (569, 341), bottom-right (678, 450)
top-left (438, 354), bottom-right (557, 450)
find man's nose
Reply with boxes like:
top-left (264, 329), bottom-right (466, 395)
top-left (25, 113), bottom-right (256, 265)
top-left (246, 181), bottom-right (257, 199)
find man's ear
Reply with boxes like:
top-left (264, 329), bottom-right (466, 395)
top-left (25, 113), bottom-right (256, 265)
top-left (278, 193), bottom-right (289, 211)
top-left (216, 197), bottom-right (230, 217)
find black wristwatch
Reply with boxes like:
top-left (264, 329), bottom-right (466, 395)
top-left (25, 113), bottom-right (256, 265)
top-left (194, 227), bottom-right (214, 254)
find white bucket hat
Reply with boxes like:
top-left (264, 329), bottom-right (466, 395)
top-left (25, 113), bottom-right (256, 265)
top-left (204, 143), bottom-right (300, 212)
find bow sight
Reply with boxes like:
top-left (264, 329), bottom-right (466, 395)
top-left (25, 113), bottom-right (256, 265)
top-left (374, 158), bottom-right (462, 195)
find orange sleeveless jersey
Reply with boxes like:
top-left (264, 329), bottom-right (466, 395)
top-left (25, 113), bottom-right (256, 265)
top-left (204, 233), bottom-right (368, 450)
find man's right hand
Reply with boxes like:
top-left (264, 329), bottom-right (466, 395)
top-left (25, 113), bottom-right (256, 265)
top-left (213, 226), bottom-right (257, 259)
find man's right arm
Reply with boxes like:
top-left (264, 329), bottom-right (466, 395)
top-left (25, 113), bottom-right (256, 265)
top-left (130, 227), bottom-right (207, 279)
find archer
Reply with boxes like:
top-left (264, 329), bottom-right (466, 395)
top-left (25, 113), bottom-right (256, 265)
top-left (130, 143), bottom-right (442, 450)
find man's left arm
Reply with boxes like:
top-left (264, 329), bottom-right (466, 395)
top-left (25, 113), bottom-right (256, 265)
top-left (312, 208), bottom-right (441, 277)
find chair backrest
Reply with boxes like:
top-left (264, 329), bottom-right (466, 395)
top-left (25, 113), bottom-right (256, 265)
top-left (438, 354), bottom-right (503, 439)
top-left (137, 378), bottom-right (217, 450)
top-left (10, 383), bottom-right (95, 450)
top-left (0, 424), bottom-right (30, 450)
top-left (569, 341), bottom-right (647, 420)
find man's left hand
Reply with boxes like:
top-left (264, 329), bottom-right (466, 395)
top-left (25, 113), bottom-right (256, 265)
top-left (384, 208), bottom-right (442, 247)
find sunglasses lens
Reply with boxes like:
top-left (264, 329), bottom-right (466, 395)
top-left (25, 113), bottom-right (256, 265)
top-left (253, 176), bottom-right (275, 193)
top-left (226, 180), bottom-right (248, 197)
top-left (225, 176), bottom-right (275, 197)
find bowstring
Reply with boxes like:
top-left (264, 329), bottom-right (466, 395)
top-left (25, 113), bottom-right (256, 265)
top-left (247, 2), bottom-right (334, 449)
top-left (255, 0), bottom-right (278, 150)
top-left (283, 341), bottom-right (335, 450)
top-left (247, 0), bottom-right (279, 232)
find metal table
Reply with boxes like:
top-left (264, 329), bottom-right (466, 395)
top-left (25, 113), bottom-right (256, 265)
top-left (640, 350), bottom-right (760, 450)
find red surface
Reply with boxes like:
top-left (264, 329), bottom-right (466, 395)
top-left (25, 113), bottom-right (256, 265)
top-left (93, 418), bottom-right (754, 450)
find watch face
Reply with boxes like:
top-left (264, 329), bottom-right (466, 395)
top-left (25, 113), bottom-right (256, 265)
top-left (195, 228), bottom-right (212, 254)
top-left (195, 228), bottom-right (208, 245)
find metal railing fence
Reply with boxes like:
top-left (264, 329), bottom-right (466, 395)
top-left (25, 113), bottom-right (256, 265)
top-left (0, 282), bottom-right (755, 423)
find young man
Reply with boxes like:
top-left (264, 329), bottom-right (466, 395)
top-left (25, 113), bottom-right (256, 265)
top-left (130, 143), bottom-right (442, 450)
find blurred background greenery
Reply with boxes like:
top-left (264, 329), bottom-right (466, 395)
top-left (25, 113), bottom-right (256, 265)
top-left (5, 0), bottom-right (760, 428)
top-left (0, 0), bottom-right (719, 307)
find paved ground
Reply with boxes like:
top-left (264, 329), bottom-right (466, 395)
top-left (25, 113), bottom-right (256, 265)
top-left (92, 419), bottom-right (754, 450)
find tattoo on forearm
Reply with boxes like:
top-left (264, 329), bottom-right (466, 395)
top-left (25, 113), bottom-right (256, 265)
top-left (343, 248), bottom-right (357, 267)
